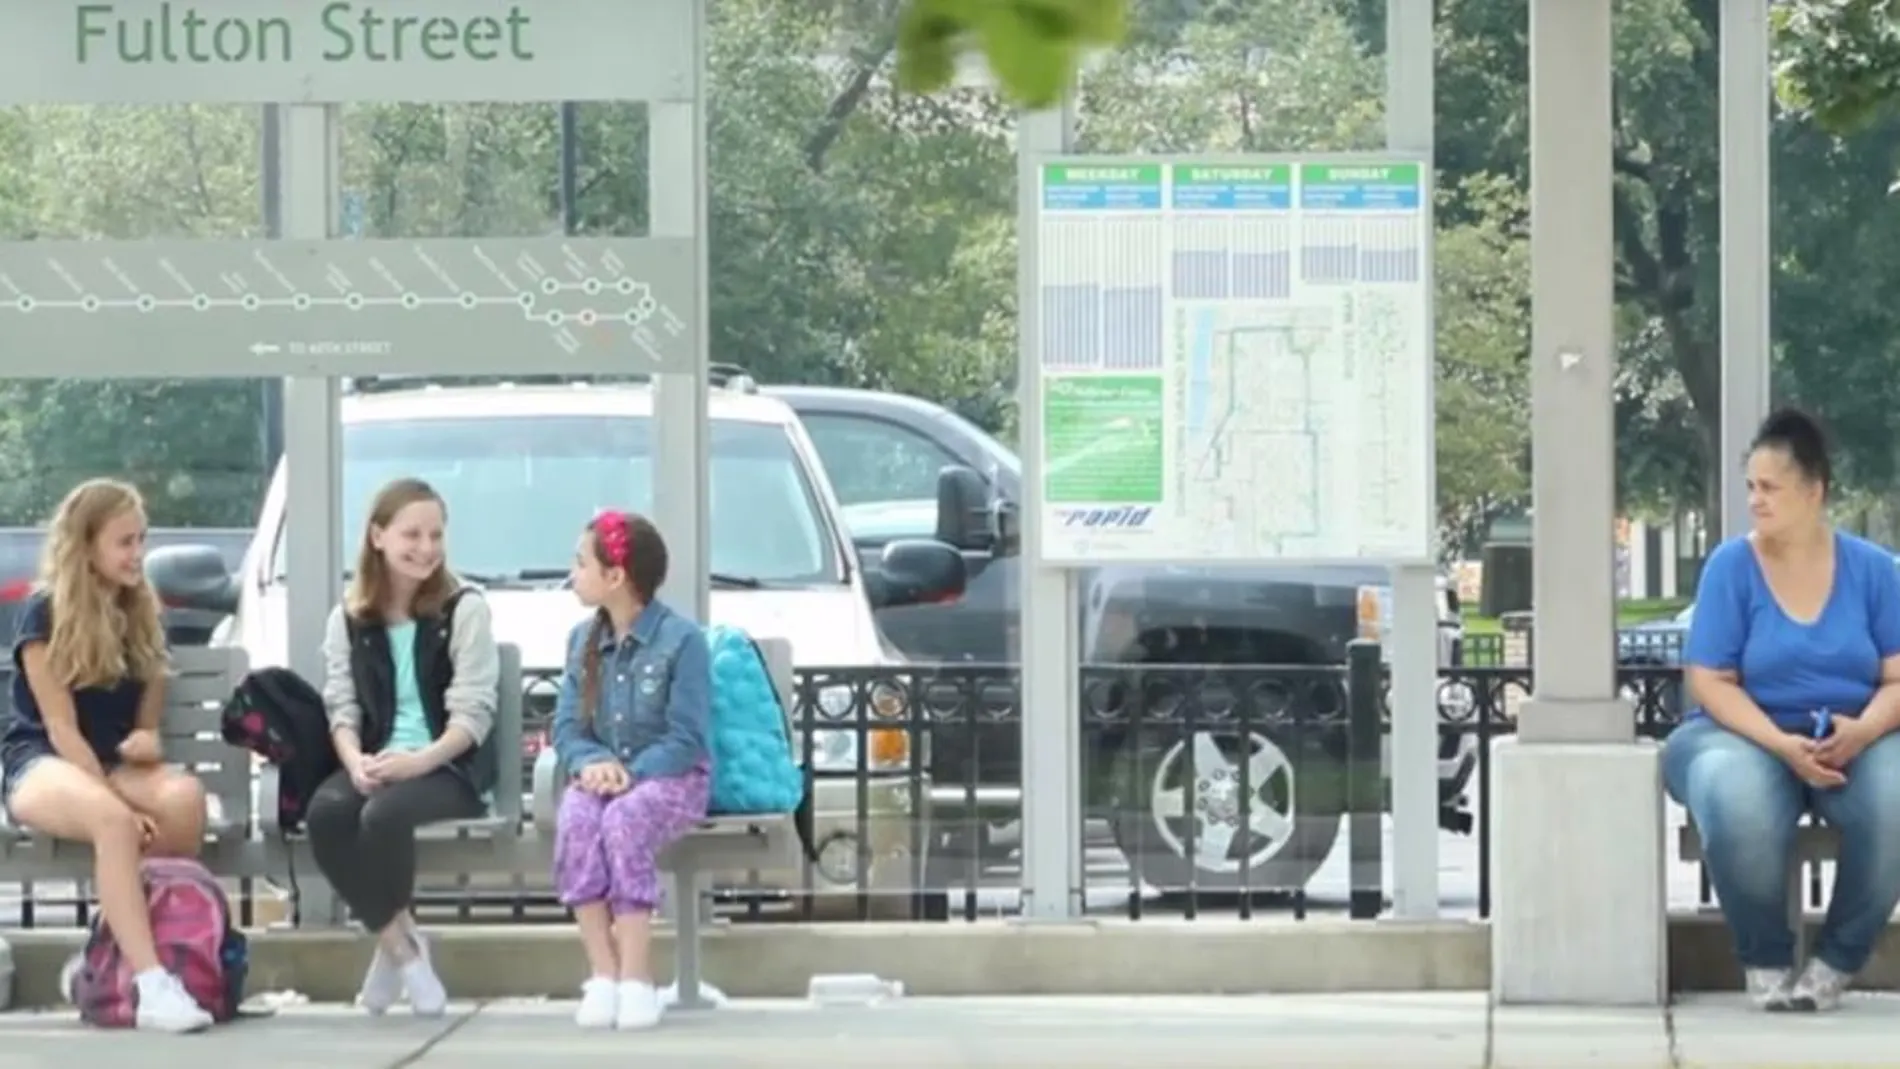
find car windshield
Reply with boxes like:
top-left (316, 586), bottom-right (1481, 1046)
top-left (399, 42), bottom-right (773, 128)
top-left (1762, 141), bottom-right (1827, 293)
top-left (336, 415), bottom-right (840, 585)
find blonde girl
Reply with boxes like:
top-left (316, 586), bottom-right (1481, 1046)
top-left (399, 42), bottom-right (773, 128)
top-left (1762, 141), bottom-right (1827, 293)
top-left (0, 478), bottom-right (213, 1032)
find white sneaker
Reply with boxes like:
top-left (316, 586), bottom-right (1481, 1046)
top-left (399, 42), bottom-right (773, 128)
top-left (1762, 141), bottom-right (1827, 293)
top-left (400, 933), bottom-right (448, 1017)
top-left (134, 970), bottom-right (214, 1033)
top-left (575, 977), bottom-right (618, 1029)
top-left (1745, 967), bottom-right (1793, 1011)
top-left (357, 945), bottom-right (403, 1015)
top-left (615, 979), bottom-right (662, 1030)
top-left (1787, 958), bottom-right (1850, 1012)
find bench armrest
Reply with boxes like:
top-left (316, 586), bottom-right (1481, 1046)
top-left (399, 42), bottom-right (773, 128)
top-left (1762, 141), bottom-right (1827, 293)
top-left (531, 748), bottom-right (566, 835)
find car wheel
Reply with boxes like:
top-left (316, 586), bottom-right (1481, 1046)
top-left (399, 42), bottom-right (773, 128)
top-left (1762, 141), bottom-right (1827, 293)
top-left (1108, 729), bottom-right (1342, 893)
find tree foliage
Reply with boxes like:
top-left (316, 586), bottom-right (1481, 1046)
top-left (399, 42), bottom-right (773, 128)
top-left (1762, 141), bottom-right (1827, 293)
top-left (1773, 0), bottom-right (1900, 135)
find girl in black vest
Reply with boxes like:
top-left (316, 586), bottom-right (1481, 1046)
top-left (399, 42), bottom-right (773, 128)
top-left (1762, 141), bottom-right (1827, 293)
top-left (305, 478), bottom-right (500, 1017)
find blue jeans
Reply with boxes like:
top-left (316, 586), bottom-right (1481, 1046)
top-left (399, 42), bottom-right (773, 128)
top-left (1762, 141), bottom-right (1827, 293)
top-left (1663, 716), bottom-right (1900, 972)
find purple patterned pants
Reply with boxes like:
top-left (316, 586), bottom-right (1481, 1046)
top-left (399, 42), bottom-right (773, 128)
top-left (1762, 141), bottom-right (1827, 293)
top-left (553, 768), bottom-right (710, 916)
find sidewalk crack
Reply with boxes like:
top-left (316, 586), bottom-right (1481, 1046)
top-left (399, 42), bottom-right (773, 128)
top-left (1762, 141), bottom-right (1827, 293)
top-left (381, 1000), bottom-right (486, 1069)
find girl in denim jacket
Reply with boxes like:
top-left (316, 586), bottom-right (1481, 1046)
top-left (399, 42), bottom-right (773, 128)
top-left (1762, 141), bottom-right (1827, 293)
top-left (548, 509), bottom-right (711, 1031)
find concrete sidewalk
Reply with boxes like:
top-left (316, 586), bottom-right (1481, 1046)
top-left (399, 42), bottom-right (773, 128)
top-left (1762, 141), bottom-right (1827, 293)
top-left (2, 993), bottom-right (1899, 1067)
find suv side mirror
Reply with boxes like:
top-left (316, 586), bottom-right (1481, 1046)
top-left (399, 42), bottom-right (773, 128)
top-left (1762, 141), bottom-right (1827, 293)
top-left (866, 539), bottom-right (968, 610)
top-left (146, 544), bottom-right (240, 616)
top-left (935, 465), bottom-right (993, 551)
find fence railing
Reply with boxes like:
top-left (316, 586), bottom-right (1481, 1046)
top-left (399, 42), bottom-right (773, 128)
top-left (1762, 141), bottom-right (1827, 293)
top-left (0, 652), bottom-right (1699, 928)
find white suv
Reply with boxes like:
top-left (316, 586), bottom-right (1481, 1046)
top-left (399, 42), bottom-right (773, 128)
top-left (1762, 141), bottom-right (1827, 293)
top-left (151, 376), bottom-right (968, 912)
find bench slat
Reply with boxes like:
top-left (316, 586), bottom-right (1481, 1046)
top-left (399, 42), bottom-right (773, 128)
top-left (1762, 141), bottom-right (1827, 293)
top-left (164, 672), bottom-right (235, 706)
top-left (1678, 823), bottom-right (1840, 861)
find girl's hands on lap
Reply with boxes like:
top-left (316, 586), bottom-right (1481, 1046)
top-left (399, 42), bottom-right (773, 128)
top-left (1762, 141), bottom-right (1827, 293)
top-left (117, 729), bottom-right (162, 766)
top-left (364, 751), bottom-right (431, 784)
top-left (346, 754), bottom-right (382, 795)
top-left (577, 761), bottom-right (631, 796)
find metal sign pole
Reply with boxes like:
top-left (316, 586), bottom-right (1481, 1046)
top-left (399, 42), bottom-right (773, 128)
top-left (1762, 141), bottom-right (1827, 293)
top-left (1016, 102), bottom-right (1085, 923)
top-left (1384, 0), bottom-right (1440, 921)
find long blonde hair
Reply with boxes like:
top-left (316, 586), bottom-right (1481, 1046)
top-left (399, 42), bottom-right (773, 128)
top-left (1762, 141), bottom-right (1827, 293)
top-left (345, 478), bottom-right (455, 622)
top-left (40, 479), bottom-right (167, 690)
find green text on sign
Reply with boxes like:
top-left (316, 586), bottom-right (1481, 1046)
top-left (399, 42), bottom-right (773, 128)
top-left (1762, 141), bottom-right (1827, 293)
top-left (1042, 164), bottom-right (1164, 186)
top-left (1300, 162), bottom-right (1422, 186)
top-left (1172, 164), bottom-right (1292, 185)
top-left (75, 2), bottom-right (537, 64)
top-left (1043, 375), bottom-right (1164, 505)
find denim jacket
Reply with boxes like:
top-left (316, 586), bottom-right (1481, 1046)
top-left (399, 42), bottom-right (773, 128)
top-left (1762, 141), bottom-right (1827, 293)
top-left (548, 600), bottom-right (711, 780)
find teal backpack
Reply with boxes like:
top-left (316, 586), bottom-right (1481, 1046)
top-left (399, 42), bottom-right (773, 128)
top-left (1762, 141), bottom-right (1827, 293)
top-left (704, 624), bottom-right (805, 815)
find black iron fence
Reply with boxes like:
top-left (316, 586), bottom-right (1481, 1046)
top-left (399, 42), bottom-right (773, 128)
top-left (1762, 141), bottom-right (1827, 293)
top-left (1434, 659), bottom-right (1685, 916)
top-left (0, 652), bottom-right (1700, 928)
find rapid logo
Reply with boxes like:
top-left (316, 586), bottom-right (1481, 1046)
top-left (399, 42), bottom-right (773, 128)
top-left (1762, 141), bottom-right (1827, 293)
top-left (1056, 506), bottom-right (1155, 529)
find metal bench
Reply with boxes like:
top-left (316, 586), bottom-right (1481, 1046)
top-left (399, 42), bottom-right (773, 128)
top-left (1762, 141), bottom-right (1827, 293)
top-left (1678, 821), bottom-right (1837, 964)
top-left (0, 646), bottom-right (253, 876)
top-left (529, 636), bottom-right (802, 1011)
top-left (259, 643), bottom-right (527, 925)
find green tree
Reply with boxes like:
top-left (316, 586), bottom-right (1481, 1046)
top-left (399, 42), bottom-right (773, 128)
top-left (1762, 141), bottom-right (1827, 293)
top-left (1773, 0), bottom-right (1900, 135)
top-left (0, 105), bottom-right (267, 526)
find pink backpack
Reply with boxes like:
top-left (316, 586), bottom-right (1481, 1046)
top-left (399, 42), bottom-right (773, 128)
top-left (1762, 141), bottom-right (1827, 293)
top-left (70, 857), bottom-right (248, 1028)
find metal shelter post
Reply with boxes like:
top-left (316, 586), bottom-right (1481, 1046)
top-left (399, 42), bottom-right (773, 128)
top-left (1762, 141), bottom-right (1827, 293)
top-left (1719, 0), bottom-right (1771, 539)
top-left (279, 103), bottom-right (347, 925)
top-left (650, 64), bottom-right (712, 625)
top-left (1384, 0), bottom-right (1440, 921)
top-left (1016, 102), bottom-right (1087, 923)
top-left (1491, 0), bottom-right (1665, 1004)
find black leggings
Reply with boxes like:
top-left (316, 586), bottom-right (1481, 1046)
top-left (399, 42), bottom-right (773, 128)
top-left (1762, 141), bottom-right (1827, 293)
top-left (304, 766), bottom-right (482, 931)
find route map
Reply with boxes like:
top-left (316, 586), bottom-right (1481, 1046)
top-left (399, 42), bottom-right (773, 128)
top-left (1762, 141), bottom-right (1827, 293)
top-left (1033, 158), bottom-right (1433, 565)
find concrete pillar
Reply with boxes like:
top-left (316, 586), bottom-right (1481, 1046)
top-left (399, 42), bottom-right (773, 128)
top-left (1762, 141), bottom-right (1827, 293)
top-left (1719, 0), bottom-right (1771, 538)
top-left (1490, 0), bottom-right (1665, 1005)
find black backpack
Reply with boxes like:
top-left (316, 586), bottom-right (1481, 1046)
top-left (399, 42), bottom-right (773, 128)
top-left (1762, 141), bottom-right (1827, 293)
top-left (220, 666), bottom-right (338, 833)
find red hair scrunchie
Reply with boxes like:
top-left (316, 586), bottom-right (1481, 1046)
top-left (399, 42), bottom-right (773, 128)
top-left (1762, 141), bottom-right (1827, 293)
top-left (593, 509), bottom-right (633, 568)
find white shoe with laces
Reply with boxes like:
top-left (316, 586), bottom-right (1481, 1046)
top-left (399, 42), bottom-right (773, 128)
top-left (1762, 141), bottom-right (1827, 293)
top-left (1744, 967), bottom-right (1792, 1011)
top-left (357, 945), bottom-right (403, 1015)
top-left (575, 977), bottom-right (618, 1029)
top-left (615, 979), bottom-right (662, 1031)
top-left (134, 969), bottom-right (214, 1033)
top-left (1786, 958), bottom-right (1849, 1012)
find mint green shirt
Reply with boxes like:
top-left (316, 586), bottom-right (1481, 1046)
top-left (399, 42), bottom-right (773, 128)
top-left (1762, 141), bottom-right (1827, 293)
top-left (385, 621), bottom-right (434, 753)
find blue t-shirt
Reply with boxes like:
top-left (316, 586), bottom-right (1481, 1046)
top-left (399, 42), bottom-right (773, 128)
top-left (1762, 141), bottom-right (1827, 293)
top-left (3, 591), bottom-right (145, 766)
top-left (1685, 531), bottom-right (1900, 730)
top-left (385, 621), bottom-right (433, 753)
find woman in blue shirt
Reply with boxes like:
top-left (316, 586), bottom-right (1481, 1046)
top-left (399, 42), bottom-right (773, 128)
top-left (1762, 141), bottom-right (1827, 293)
top-left (1667, 408), bottom-right (1900, 1014)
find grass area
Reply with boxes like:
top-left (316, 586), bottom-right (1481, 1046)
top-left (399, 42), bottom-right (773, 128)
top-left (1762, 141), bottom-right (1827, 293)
top-left (1461, 597), bottom-right (1689, 635)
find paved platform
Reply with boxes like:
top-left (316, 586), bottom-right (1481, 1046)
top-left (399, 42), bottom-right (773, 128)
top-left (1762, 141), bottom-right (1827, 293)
top-left (0, 993), bottom-right (1897, 1067)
